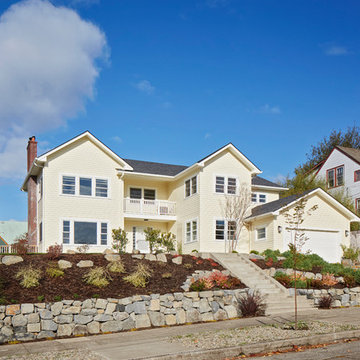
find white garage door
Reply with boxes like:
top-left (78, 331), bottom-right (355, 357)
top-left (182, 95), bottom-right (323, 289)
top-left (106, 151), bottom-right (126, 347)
top-left (283, 229), bottom-right (341, 263)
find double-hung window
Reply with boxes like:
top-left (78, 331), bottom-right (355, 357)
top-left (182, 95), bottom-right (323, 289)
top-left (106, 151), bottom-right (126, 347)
top-left (63, 220), bottom-right (70, 244)
top-left (185, 219), bottom-right (198, 243)
top-left (251, 193), bottom-right (266, 204)
top-left (259, 194), bottom-right (266, 203)
top-left (130, 188), bottom-right (156, 200)
top-left (356, 199), bottom-right (360, 215)
top-left (251, 193), bottom-right (257, 203)
top-left (215, 220), bottom-right (237, 241)
top-left (215, 176), bottom-right (237, 194)
top-left (256, 227), bottom-right (266, 240)
top-left (185, 176), bottom-right (197, 198)
top-left (355, 170), bottom-right (360, 182)
top-left (100, 223), bottom-right (108, 245)
top-left (327, 166), bottom-right (344, 188)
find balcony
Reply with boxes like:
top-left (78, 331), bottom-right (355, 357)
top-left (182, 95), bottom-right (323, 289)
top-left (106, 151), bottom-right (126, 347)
top-left (123, 198), bottom-right (176, 221)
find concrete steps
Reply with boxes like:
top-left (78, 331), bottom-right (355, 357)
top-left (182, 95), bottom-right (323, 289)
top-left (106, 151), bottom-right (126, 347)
top-left (209, 252), bottom-right (316, 315)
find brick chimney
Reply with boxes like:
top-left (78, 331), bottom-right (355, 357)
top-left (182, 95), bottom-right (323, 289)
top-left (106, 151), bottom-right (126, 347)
top-left (27, 136), bottom-right (37, 171)
top-left (27, 136), bottom-right (38, 246)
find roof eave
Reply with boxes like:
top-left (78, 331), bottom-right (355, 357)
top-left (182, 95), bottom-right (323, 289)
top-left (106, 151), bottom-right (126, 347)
top-left (251, 185), bottom-right (289, 191)
top-left (20, 159), bottom-right (45, 192)
top-left (117, 170), bottom-right (174, 180)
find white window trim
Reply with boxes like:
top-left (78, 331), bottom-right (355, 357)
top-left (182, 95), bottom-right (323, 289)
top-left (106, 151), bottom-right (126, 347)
top-left (60, 174), bottom-right (111, 199)
top-left (127, 186), bottom-right (157, 200)
top-left (184, 217), bottom-right (199, 244)
top-left (255, 226), bottom-right (267, 241)
top-left (214, 217), bottom-right (237, 242)
top-left (213, 174), bottom-right (239, 195)
top-left (60, 218), bottom-right (109, 246)
top-left (252, 192), bottom-right (267, 204)
top-left (184, 175), bottom-right (198, 199)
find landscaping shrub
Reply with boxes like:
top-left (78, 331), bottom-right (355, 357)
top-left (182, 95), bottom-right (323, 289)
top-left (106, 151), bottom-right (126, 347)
top-left (190, 271), bottom-right (235, 291)
top-left (112, 228), bottom-right (128, 254)
top-left (341, 245), bottom-right (359, 262)
top-left (162, 272), bottom-right (172, 279)
top-left (107, 259), bottom-right (125, 273)
top-left (344, 274), bottom-right (356, 287)
top-left (209, 271), bottom-right (231, 288)
top-left (237, 290), bottom-right (266, 317)
top-left (13, 235), bottom-right (29, 256)
top-left (15, 266), bottom-right (41, 288)
top-left (83, 267), bottom-right (112, 288)
top-left (46, 244), bottom-right (62, 260)
top-left (54, 295), bottom-right (62, 301)
top-left (144, 228), bottom-right (161, 253)
top-left (273, 271), bottom-right (291, 287)
top-left (355, 271), bottom-right (360, 285)
top-left (37, 295), bottom-right (45, 302)
top-left (290, 279), bottom-right (307, 288)
top-left (318, 295), bottom-right (334, 309)
top-left (308, 278), bottom-right (323, 289)
top-left (262, 249), bottom-right (280, 262)
top-left (190, 277), bottom-right (213, 291)
top-left (124, 263), bottom-right (152, 288)
top-left (46, 265), bottom-right (64, 278)
top-left (184, 263), bottom-right (192, 269)
top-left (321, 273), bottom-right (338, 287)
top-left (160, 232), bottom-right (176, 252)
top-left (250, 250), bottom-right (259, 255)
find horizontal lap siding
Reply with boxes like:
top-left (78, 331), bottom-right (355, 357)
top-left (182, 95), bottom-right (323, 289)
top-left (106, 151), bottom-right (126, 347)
top-left (199, 151), bottom-right (252, 253)
top-left (43, 138), bottom-right (124, 249)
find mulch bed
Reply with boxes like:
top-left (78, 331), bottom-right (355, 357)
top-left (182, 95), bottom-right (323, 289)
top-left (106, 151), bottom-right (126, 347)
top-left (0, 254), bottom-right (245, 305)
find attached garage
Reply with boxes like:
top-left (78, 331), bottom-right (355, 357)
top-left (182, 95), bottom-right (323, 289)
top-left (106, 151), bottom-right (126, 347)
top-left (247, 188), bottom-right (359, 264)
top-left (283, 228), bottom-right (341, 263)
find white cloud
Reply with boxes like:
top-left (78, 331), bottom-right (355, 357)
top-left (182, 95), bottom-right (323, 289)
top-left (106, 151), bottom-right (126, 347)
top-left (324, 45), bottom-right (350, 56)
top-left (111, 136), bottom-right (122, 143)
top-left (134, 80), bottom-right (155, 95)
top-left (0, 0), bottom-right (108, 178)
top-left (257, 104), bottom-right (282, 115)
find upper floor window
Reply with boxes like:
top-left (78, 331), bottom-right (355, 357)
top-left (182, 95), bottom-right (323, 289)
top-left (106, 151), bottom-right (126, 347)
top-left (215, 176), bottom-right (237, 194)
top-left (62, 175), bottom-right (108, 198)
top-left (251, 193), bottom-right (266, 204)
top-left (355, 170), bottom-right (360, 183)
top-left (185, 176), bottom-right (197, 198)
top-left (130, 188), bottom-right (155, 200)
top-left (327, 166), bottom-right (344, 188)
top-left (356, 198), bottom-right (360, 215)
top-left (62, 176), bottom-right (75, 195)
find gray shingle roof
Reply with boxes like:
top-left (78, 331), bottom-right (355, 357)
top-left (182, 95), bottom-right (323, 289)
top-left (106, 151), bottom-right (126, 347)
top-left (123, 159), bottom-right (188, 176)
top-left (336, 146), bottom-right (360, 165)
top-left (251, 176), bottom-right (283, 188)
top-left (248, 189), bottom-right (314, 218)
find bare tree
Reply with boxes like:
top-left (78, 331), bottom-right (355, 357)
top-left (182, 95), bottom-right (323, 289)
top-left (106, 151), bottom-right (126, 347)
top-left (221, 182), bottom-right (252, 253)
top-left (283, 198), bottom-right (317, 330)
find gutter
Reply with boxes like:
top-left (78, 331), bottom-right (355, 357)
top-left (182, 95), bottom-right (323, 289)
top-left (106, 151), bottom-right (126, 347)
top-left (20, 159), bottom-right (44, 192)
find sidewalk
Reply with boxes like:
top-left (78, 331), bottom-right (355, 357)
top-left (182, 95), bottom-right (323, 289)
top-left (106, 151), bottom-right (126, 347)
top-left (0, 308), bottom-right (358, 360)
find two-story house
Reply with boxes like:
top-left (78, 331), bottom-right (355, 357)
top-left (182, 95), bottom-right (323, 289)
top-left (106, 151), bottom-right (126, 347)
top-left (314, 146), bottom-right (360, 213)
top-left (21, 132), bottom-right (358, 262)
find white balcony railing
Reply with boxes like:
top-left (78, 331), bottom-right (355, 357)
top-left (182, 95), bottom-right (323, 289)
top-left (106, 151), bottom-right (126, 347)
top-left (0, 245), bottom-right (39, 254)
top-left (124, 198), bottom-right (176, 217)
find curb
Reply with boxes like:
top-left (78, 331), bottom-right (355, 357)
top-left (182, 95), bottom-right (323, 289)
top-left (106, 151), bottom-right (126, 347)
top-left (136, 329), bottom-right (360, 360)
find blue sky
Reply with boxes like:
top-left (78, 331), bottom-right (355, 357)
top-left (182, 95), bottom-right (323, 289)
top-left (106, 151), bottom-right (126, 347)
top-left (0, 0), bottom-right (360, 221)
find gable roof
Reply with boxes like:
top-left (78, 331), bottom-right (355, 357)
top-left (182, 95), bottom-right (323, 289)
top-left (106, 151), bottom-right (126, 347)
top-left (247, 187), bottom-right (359, 222)
top-left (196, 143), bottom-right (261, 175)
top-left (37, 131), bottom-right (133, 170)
top-left (249, 189), bottom-right (314, 218)
top-left (251, 175), bottom-right (284, 189)
top-left (336, 146), bottom-right (360, 165)
top-left (123, 159), bottom-right (188, 176)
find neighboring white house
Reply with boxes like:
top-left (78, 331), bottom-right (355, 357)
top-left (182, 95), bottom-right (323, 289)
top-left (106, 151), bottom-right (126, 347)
top-left (0, 220), bottom-right (27, 245)
top-left (314, 146), bottom-right (360, 213)
top-left (21, 132), bottom-right (359, 262)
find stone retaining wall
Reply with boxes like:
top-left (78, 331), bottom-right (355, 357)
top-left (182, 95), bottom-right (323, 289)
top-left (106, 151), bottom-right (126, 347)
top-left (0, 289), bottom-right (247, 344)
top-left (296, 287), bottom-right (360, 307)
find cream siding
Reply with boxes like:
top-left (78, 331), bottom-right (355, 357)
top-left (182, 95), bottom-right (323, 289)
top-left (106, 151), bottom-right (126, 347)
top-left (273, 192), bottom-right (351, 252)
top-left (42, 137), bottom-right (124, 251)
top-left (199, 150), bottom-right (252, 253)
top-left (248, 216), bottom-right (275, 253)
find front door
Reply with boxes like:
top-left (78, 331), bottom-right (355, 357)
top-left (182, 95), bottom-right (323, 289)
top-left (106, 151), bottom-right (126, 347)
top-left (133, 227), bottom-right (150, 253)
